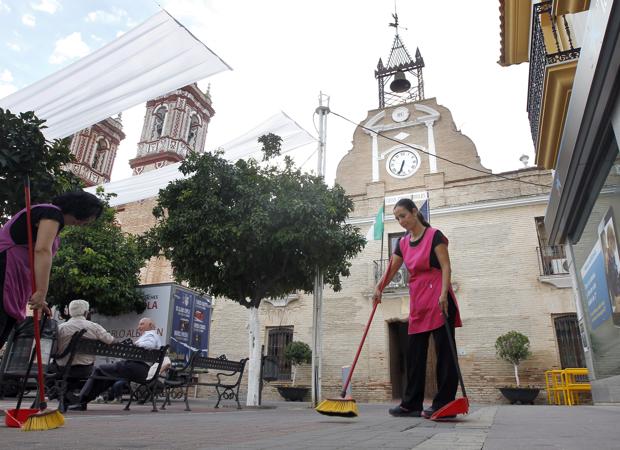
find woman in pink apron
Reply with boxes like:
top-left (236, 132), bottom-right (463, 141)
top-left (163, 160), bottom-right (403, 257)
top-left (374, 198), bottom-right (462, 418)
top-left (0, 190), bottom-right (104, 349)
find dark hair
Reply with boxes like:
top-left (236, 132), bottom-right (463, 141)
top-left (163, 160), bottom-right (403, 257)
top-left (393, 198), bottom-right (430, 227)
top-left (52, 190), bottom-right (104, 220)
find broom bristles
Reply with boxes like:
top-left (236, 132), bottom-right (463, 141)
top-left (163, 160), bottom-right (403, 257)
top-left (21, 409), bottom-right (64, 431)
top-left (315, 398), bottom-right (359, 418)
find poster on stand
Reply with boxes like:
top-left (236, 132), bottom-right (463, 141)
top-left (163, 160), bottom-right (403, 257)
top-left (170, 286), bottom-right (212, 359)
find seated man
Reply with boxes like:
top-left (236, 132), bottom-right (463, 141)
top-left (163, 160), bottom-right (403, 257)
top-left (50, 299), bottom-right (115, 381)
top-left (70, 317), bottom-right (162, 410)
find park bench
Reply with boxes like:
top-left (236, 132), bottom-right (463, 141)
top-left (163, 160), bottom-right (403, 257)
top-left (160, 353), bottom-right (248, 411)
top-left (47, 332), bottom-right (169, 412)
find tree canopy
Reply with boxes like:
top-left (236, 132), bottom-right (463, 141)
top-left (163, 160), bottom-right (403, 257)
top-left (48, 190), bottom-right (148, 317)
top-left (0, 108), bottom-right (82, 222)
top-left (147, 134), bottom-right (366, 309)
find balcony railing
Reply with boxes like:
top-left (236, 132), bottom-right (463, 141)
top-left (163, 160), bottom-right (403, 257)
top-left (374, 259), bottom-right (409, 290)
top-left (537, 245), bottom-right (570, 277)
top-left (527, 1), bottom-right (581, 148)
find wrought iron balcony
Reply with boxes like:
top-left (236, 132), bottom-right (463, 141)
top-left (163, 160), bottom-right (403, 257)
top-left (537, 245), bottom-right (569, 277)
top-left (374, 259), bottom-right (409, 290)
top-left (527, 1), bottom-right (580, 155)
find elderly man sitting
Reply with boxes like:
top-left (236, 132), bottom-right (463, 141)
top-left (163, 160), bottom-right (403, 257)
top-left (52, 299), bottom-right (115, 379)
top-left (69, 317), bottom-right (162, 411)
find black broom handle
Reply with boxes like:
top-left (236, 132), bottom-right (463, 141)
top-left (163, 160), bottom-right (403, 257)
top-left (442, 311), bottom-right (467, 398)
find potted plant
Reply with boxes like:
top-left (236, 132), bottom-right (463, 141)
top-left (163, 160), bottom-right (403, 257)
top-left (495, 330), bottom-right (540, 404)
top-left (276, 341), bottom-right (311, 401)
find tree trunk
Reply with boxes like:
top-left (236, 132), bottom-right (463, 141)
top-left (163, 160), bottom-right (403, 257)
top-left (513, 363), bottom-right (520, 387)
top-left (246, 306), bottom-right (261, 406)
top-left (291, 364), bottom-right (297, 386)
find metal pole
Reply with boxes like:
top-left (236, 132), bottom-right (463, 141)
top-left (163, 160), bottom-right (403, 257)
top-left (311, 93), bottom-right (330, 406)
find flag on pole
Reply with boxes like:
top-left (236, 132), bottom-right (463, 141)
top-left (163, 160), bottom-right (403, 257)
top-left (366, 205), bottom-right (384, 241)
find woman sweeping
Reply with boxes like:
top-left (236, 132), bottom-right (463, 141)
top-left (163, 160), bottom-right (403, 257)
top-left (374, 198), bottom-right (462, 419)
top-left (0, 190), bottom-right (104, 349)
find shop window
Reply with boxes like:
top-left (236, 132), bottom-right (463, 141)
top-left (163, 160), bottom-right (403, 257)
top-left (267, 326), bottom-right (293, 381)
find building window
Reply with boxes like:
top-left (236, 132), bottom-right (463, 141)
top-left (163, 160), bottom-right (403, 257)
top-left (92, 138), bottom-right (109, 172)
top-left (535, 216), bottom-right (568, 276)
top-left (267, 326), bottom-right (293, 381)
top-left (187, 114), bottom-right (200, 148)
top-left (553, 313), bottom-right (586, 368)
top-left (151, 105), bottom-right (167, 139)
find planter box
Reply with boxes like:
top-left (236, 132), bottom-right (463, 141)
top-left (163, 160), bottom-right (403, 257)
top-left (499, 387), bottom-right (540, 405)
top-left (276, 386), bottom-right (309, 402)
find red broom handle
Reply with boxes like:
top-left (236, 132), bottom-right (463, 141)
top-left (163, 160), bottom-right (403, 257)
top-left (24, 177), bottom-right (47, 407)
top-left (340, 258), bottom-right (393, 398)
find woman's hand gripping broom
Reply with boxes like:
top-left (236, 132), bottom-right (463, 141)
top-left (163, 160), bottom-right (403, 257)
top-left (315, 258), bottom-right (393, 417)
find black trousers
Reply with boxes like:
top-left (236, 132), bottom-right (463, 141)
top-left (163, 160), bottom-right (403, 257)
top-left (79, 360), bottom-right (149, 403)
top-left (0, 293), bottom-right (17, 351)
top-left (401, 296), bottom-right (459, 411)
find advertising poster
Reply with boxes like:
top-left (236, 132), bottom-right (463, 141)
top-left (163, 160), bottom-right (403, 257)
top-left (581, 239), bottom-right (613, 329)
top-left (170, 286), bottom-right (212, 359)
top-left (598, 207), bottom-right (620, 324)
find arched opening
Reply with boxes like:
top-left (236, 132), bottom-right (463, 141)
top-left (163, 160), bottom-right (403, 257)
top-left (187, 114), bottom-right (201, 148)
top-left (92, 138), bottom-right (109, 172)
top-left (151, 105), bottom-right (167, 139)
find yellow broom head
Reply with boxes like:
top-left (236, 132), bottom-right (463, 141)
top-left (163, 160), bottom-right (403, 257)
top-left (21, 408), bottom-right (64, 431)
top-left (315, 398), bottom-right (359, 418)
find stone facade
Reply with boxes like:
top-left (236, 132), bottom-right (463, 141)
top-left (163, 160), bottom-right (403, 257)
top-left (113, 97), bottom-right (577, 404)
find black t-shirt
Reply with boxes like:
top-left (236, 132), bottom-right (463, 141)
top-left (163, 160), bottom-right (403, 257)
top-left (9, 206), bottom-right (64, 245)
top-left (393, 228), bottom-right (447, 270)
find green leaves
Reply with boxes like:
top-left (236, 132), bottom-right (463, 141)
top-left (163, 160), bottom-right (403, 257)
top-left (148, 135), bottom-right (366, 309)
top-left (284, 341), bottom-right (312, 365)
top-left (48, 193), bottom-right (148, 317)
top-left (495, 330), bottom-right (531, 366)
top-left (0, 108), bottom-right (82, 222)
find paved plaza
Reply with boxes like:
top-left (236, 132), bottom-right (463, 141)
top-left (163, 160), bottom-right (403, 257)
top-left (0, 398), bottom-right (618, 449)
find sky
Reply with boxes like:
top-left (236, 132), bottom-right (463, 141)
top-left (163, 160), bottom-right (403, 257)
top-left (0, 0), bottom-right (534, 185)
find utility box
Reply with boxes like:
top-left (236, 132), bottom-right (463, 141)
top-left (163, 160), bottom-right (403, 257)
top-left (92, 282), bottom-right (212, 359)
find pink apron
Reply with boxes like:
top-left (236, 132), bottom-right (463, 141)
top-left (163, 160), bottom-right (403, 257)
top-left (399, 227), bottom-right (462, 334)
top-left (0, 204), bottom-right (61, 321)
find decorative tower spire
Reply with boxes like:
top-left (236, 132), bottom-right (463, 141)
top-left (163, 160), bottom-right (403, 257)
top-left (375, 12), bottom-right (425, 109)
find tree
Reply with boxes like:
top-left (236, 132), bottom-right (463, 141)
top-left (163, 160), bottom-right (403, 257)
top-left (0, 108), bottom-right (82, 222)
top-left (495, 330), bottom-right (532, 387)
top-left (284, 341), bottom-right (312, 386)
top-left (48, 190), bottom-right (148, 317)
top-left (147, 135), bottom-right (366, 405)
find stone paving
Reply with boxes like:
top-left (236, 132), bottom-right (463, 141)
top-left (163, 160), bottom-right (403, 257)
top-left (0, 398), bottom-right (618, 449)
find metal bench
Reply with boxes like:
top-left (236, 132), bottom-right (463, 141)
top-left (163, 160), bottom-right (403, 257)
top-left (160, 353), bottom-right (247, 411)
top-left (50, 333), bottom-right (168, 412)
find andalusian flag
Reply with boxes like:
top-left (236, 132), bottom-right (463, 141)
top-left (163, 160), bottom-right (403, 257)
top-left (366, 205), bottom-right (384, 241)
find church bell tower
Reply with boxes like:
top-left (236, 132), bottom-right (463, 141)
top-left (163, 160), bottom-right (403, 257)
top-left (129, 83), bottom-right (215, 175)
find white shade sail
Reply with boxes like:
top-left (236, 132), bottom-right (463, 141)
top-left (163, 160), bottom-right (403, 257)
top-left (86, 111), bottom-right (317, 207)
top-left (0, 10), bottom-right (230, 141)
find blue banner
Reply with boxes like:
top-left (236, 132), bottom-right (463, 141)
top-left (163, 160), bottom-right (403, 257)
top-left (170, 286), bottom-right (212, 359)
top-left (581, 241), bottom-right (613, 329)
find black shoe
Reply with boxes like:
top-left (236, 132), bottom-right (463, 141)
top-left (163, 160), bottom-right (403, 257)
top-left (67, 403), bottom-right (87, 411)
top-left (422, 405), bottom-right (456, 419)
top-left (388, 405), bottom-right (421, 417)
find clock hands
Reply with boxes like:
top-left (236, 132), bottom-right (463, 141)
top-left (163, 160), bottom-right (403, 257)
top-left (397, 160), bottom-right (405, 175)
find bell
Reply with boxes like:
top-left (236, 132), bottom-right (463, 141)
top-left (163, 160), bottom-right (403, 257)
top-left (389, 70), bottom-right (411, 93)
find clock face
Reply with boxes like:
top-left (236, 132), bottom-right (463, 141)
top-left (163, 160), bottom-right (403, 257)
top-left (387, 149), bottom-right (420, 178)
top-left (391, 107), bottom-right (410, 123)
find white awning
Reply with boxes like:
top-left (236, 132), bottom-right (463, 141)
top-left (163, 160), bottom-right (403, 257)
top-left (86, 111), bottom-right (317, 207)
top-left (0, 10), bottom-right (230, 140)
